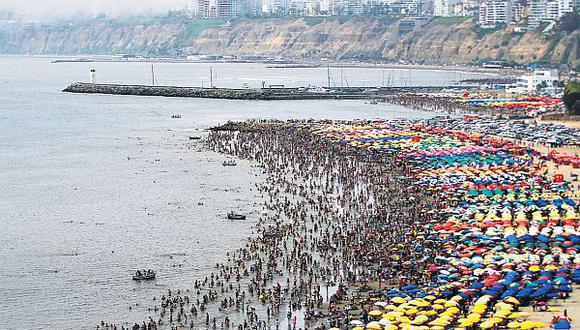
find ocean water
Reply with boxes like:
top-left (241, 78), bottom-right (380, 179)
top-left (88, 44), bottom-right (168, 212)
top-left (0, 56), bottom-right (489, 329)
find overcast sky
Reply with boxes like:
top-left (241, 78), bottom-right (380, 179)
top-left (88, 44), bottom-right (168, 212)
top-left (1, 0), bottom-right (187, 19)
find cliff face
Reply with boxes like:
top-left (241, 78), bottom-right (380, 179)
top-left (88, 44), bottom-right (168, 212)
top-left (0, 17), bottom-right (577, 66)
top-left (0, 20), bottom-right (187, 55)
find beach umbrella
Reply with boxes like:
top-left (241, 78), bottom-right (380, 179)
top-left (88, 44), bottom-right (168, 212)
top-left (504, 297), bottom-right (520, 305)
top-left (369, 310), bottom-right (383, 317)
top-left (392, 297), bottom-right (407, 304)
top-left (366, 321), bottom-right (382, 329)
top-left (554, 319), bottom-right (571, 329)
top-left (458, 319), bottom-right (474, 327)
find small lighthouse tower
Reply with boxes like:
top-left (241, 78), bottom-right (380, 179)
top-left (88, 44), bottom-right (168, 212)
top-left (90, 69), bottom-right (96, 84)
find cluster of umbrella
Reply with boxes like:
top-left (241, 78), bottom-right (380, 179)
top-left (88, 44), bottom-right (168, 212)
top-left (417, 117), bottom-right (580, 146)
top-left (457, 97), bottom-right (562, 111)
top-left (307, 120), bottom-right (578, 330)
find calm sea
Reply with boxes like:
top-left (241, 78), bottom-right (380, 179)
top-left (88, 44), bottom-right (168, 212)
top-left (0, 56), bottom-right (489, 329)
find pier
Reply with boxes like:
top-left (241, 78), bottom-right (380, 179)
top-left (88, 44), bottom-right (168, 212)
top-left (63, 82), bottom-right (475, 100)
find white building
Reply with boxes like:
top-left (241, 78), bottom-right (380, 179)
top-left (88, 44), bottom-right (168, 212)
top-left (479, 0), bottom-right (511, 28)
top-left (528, 0), bottom-right (575, 28)
top-left (508, 70), bottom-right (559, 93)
top-left (434, 0), bottom-right (459, 16)
top-left (511, 1), bottom-right (525, 23)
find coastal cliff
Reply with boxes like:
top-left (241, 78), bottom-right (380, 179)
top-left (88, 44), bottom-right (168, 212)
top-left (0, 16), bottom-right (577, 66)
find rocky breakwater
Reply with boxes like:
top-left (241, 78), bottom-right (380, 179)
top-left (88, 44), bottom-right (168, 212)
top-left (63, 82), bottom-right (266, 100)
top-left (62, 82), bottom-right (383, 100)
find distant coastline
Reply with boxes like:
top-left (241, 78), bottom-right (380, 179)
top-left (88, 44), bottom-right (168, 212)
top-left (1, 16), bottom-right (576, 69)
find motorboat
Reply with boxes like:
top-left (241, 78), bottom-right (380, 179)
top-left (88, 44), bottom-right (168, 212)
top-left (227, 212), bottom-right (246, 220)
top-left (133, 270), bottom-right (156, 281)
top-left (171, 114), bottom-right (182, 119)
top-left (223, 160), bottom-right (237, 166)
top-left (189, 136), bottom-right (202, 140)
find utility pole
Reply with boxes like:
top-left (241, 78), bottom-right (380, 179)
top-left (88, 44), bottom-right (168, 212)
top-left (382, 69), bottom-right (385, 87)
top-left (151, 65), bottom-right (155, 86)
top-left (327, 65), bottom-right (331, 89)
top-left (210, 66), bottom-right (213, 88)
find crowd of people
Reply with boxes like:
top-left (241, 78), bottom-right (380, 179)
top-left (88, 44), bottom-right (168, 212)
top-left (96, 117), bottom-right (578, 330)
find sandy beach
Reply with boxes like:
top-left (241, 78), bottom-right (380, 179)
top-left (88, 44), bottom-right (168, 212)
top-left (94, 117), bottom-right (578, 330)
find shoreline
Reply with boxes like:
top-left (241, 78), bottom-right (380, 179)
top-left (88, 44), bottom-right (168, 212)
top-left (1, 54), bottom-right (511, 76)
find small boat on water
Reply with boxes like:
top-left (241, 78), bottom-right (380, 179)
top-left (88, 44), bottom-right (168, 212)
top-left (223, 160), bottom-right (237, 166)
top-left (133, 270), bottom-right (156, 281)
top-left (171, 114), bottom-right (182, 119)
top-left (189, 136), bottom-right (202, 140)
top-left (227, 212), bottom-right (246, 220)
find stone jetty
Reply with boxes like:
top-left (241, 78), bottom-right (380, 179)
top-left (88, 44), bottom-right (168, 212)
top-left (63, 82), bottom-right (472, 100)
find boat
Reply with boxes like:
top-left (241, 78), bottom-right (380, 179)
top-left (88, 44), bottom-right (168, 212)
top-left (227, 212), bottom-right (246, 220)
top-left (132, 270), bottom-right (156, 281)
top-left (171, 114), bottom-right (181, 119)
top-left (223, 160), bottom-right (237, 166)
top-left (189, 136), bottom-right (202, 140)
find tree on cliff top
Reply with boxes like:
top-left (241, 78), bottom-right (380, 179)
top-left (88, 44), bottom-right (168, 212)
top-left (559, 12), bottom-right (579, 33)
top-left (563, 80), bottom-right (580, 115)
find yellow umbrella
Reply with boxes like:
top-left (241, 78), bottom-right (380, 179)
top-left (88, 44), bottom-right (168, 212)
top-left (416, 301), bottom-right (431, 308)
top-left (366, 323), bottom-right (382, 330)
top-left (491, 317), bottom-right (504, 324)
top-left (352, 327), bottom-right (364, 330)
top-left (410, 315), bottom-right (428, 325)
top-left (424, 295), bottom-right (436, 301)
top-left (507, 321), bottom-right (521, 328)
top-left (432, 304), bottom-right (445, 311)
top-left (446, 307), bottom-right (460, 314)
top-left (480, 320), bottom-right (495, 329)
top-left (508, 312), bottom-right (530, 319)
top-left (384, 325), bottom-right (398, 330)
top-left (434, 299), bottom-right (447, 304)
top-left (405, 308), bottom-right (419, 316)
top-left (546, 307), bottom-right (561, 312)
top-left (459, 320), bottom-right (474, 327)
top-left (472, 305), bottom-right (487, 314)
top-left (519, 321), bottom-right (537, 330)
top-left (384, 305), bottom-right (398, 311)
top-left (392, 297), bottom-right (407, 304)
top-left (424, 310), bottom-right (438, 317)
top-left (398, 316), bottom-right (412, 323)
top-left (504, 297), bottom-right (520, 305)
top-left (533, 322), bottom-right (546, 329)
top-left (369, 310), bottom-right (383, 317)
top-left (467, 314), bottom-right (481, 322)
top-left (429, 327), bottom-right (444, 330)
top-left (444, 301), bottom-right (458, 308)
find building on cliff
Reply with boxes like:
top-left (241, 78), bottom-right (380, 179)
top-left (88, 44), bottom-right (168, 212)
top-left (528, 0), bottom-right (575, 28)
top-left (479, 0), bottom-right (512, 28)
top-left (196, 0), bottom-right (238, 18)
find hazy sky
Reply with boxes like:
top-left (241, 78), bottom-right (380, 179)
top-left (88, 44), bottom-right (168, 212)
top-left (1, 0), bottom-right (187, 19)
